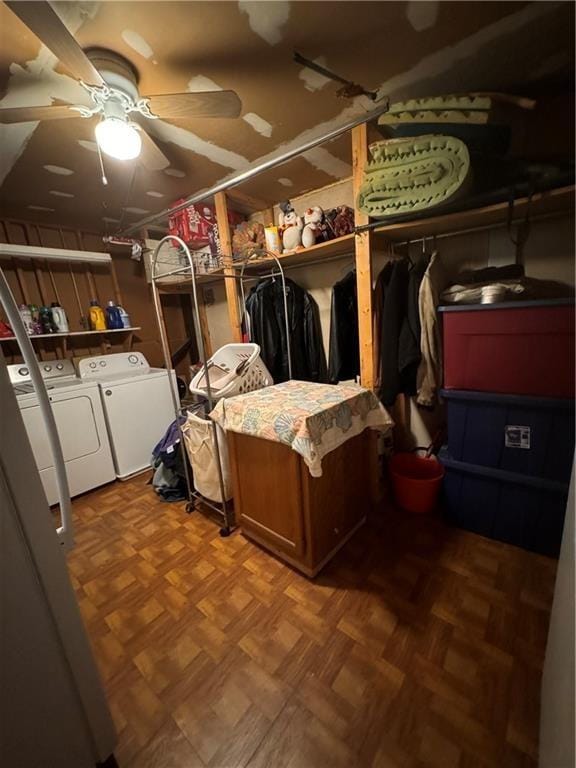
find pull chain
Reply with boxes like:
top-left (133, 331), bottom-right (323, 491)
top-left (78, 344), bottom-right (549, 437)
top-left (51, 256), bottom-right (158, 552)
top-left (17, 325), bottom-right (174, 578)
top-left (96, 139), bottom-right (108, 186)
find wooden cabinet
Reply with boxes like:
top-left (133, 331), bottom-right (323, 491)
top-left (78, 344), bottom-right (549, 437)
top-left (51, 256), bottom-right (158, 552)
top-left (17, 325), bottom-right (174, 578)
top-left (227, 431), bottom-right (371, 577)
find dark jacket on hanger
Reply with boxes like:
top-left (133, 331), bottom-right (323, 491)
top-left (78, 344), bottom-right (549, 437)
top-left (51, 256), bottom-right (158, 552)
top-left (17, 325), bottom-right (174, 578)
top-left (399, 255), bottom-right (429, 393)
top-left (374, 256), bottom-right (428, 406)
top-left (245, 277), bottom-right (327, 384)
top-left (328, 270), bottom-right (359, 383)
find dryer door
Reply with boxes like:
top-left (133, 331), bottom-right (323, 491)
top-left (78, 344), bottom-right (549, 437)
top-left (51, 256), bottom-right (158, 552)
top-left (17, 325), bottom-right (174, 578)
top-left (20, 392), bottom-right (114, 504)
top-left (21, 395), bottom-right (101, 469)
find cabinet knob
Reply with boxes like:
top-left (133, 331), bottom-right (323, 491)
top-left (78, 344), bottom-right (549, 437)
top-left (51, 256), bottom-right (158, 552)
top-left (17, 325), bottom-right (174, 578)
top-left (334, 527), bottom-right (340, 535)
top-left (105, 389), bottom-right (112, 396)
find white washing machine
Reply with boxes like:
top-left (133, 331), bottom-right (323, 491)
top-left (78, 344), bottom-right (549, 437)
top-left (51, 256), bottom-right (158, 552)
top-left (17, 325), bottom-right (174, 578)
top-left (77, 352), bottom-right (177, 480)
top-left (8, 359), bottom-right (116, 505)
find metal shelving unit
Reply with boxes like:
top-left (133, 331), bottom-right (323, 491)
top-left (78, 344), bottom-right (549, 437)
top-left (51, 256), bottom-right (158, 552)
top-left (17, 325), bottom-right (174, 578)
top-left (150, 237), bottom-right (292, 536)
top-left (152, 235), bottom-right (292, 536)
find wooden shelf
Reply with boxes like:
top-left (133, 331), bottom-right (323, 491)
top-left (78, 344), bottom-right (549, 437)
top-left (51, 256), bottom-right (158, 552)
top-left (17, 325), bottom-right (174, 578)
top-left (373, 185), bottom-right (574, 242)
top-left (155, 234), bottom-right (356, 292)
top-left (247, 233), bottom-right (355, 270)
top-left (159, 184), bottom-right (574, 291)
top-left (0, 327), bottom-right (141, 343)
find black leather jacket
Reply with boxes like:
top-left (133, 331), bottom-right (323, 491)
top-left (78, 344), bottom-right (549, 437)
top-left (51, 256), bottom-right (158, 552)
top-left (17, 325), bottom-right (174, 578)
top-left (328, 270), bottom-right (359, 383)
top-left (245, 277), bottom-right (328, 383)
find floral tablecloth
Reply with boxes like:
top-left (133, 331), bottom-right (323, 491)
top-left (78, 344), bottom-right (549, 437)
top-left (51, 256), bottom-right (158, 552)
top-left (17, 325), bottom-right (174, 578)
top-left (210, 380), bottom-right (393, 477)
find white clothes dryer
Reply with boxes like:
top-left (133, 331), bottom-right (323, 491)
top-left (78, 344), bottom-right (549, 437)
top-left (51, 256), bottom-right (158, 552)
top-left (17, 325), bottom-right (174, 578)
top-left (77, 352), bottom-right (176, 480)
top-left (8, 359), bottom-right (115, 505)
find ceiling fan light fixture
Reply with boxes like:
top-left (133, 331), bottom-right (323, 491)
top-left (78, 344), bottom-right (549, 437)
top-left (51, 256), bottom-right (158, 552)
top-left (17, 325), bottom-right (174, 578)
top-left (95, 117), bottom-right (142, 161)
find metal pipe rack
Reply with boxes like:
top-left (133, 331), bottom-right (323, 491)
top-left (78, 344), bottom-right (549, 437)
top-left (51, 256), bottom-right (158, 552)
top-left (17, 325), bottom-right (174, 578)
top-left (150, 238), bottom-right (293, 535)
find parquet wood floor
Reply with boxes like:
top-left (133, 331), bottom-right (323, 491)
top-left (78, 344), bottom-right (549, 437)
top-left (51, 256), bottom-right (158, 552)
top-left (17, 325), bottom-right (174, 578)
top-left (68, 475), bottom-right (557, 768)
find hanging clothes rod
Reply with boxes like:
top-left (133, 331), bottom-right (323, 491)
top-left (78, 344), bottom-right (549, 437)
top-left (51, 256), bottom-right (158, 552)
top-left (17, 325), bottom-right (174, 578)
top-left (361, 208), bottom-right (566, 246)
top-left (220, 249), bottom-right (356, 278)
top-left (120, 101), bottom-right (390, 236)
top-left (220, 270), bottom-right (284, 281)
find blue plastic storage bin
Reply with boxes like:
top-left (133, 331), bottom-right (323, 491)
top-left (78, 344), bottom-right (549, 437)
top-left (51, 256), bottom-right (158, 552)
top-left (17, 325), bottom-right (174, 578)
top-left (440, 389), bottom-right (574, 484)
top-left (440, 449), bottom-right (568, 557)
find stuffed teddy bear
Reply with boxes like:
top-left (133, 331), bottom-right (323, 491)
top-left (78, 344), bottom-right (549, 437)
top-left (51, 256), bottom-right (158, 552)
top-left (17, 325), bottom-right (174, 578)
top-left (278, 200), bottom-right (303, 251)
top-left (232, 220), bottom-right (266, 260)
top-left (325, 205), bottom-right (355, 238)
top-left (301, 206), bottom-right (325, 248)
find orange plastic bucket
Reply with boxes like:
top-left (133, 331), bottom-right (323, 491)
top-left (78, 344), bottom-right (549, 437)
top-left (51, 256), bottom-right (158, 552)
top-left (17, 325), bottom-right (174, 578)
top-left (389, 452), bottom-right (445, 514)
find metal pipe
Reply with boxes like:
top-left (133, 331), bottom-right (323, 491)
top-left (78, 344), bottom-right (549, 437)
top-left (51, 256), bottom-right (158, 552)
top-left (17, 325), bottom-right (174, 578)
top-left (356, 208), bottom-right (566, 241)
top-left (0, 268), bottom-right (73, 550)
top-left (154, 265), bottom-right (193, 279)
top-left (120, 101), bottom-right (390, 236)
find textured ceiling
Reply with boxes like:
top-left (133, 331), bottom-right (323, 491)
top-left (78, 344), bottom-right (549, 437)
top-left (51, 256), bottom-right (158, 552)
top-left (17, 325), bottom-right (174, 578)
top-left (0, 0), bottom-right (573, 234)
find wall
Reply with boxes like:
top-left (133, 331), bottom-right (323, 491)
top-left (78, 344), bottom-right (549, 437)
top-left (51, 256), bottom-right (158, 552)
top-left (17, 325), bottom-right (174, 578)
top-left (203, 281), bottom-right (234, 354)
top-left (0, 219), bottom-right (194, 378)
top-left (539, 463), bottom-right (575, 768)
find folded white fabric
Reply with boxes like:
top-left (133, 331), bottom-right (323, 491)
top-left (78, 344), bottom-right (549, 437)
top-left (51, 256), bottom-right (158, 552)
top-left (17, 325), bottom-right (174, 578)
top-left (441, 280), bottom-right (525, 304)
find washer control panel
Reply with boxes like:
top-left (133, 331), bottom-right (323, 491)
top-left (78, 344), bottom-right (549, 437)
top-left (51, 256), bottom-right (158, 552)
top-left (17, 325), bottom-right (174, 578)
top-left (8, 358), bottom-right (76, 386)
top-left (78, 351), bottom-right (150, 379)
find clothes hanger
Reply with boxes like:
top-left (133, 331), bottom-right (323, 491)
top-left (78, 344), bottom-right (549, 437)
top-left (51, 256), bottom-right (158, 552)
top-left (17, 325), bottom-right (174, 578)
top-left (405, 240), bottom-right (414, 268)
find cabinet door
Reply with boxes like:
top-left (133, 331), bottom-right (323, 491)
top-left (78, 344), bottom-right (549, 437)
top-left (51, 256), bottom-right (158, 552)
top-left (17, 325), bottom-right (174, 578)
top-left (229, 433), bottom-right (305, 557)
top-left (302, 432), bottom-right (370, 569)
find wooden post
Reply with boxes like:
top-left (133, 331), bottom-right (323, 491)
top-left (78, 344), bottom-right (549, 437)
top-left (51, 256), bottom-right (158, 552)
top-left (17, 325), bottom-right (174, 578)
top-left (197, 291), bottom-right (213, 358)
top-left (352, 123), bottom-right (375, 390)
top-left (12, 259), bottom-right (30, 304)
top-left (23, 224), bottom-right (48, 306)
top-left (214, 191), bottom-right (242, 343)
top-left (83, 265), bottom-right (98, 302)
top-left (109, 259), bottom-right (124, 306)
top-left (122, 331), bottom-right (134, 353)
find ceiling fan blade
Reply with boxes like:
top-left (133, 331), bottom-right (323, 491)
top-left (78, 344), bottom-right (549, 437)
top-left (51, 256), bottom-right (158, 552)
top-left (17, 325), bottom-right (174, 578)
top-left (140, 130), bottom-right (170, 171)
top-left (4, 1), bottom-right (105, 87)
top-left (0, 104), bottom-right (79, 124)
top-left (145, 91), bottom-right (242, 120)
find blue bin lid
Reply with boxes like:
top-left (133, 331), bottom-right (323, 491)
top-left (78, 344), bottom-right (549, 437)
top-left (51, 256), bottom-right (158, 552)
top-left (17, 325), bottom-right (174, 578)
top-left (439, 389), bottom-right (574, 410)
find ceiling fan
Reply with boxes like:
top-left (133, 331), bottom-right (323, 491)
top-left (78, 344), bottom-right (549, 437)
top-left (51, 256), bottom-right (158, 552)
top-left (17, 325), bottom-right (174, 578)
top-left (0, 1), bottom-right (242, 171)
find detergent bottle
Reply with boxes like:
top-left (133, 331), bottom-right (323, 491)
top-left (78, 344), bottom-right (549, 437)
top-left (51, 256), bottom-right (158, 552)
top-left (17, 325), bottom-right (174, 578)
top-left (39, 306), bottom-right (58, 334)
top-left (28, 304), bottom-right (42, 335)
top-left (88, 300), bottom-right (106, 331)
top-left (105, 300), bottom-right (123, 330)
top-left (117, 305), bottom-right (131, 328)
top-left (18, 304), bottom-right (34, 335)
top-left (50, 302), bottom-right (69, 332)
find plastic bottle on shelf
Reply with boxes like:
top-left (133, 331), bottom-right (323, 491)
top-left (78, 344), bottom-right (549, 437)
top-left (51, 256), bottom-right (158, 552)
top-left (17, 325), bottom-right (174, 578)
top-left (18, 304), bottom-right (34, 335)
top-left (117, 305), bottom-right (131, 329)
top-left (28, 304), bottom-right (42, 334)
top-left (50, 302), bottom-right (69, 332)
top-left (88, 300), bottom-right (106, 331)
top-left (105, 300), bottom-right (123, 330)
top-left (39, 306), bottom-right (58, 333)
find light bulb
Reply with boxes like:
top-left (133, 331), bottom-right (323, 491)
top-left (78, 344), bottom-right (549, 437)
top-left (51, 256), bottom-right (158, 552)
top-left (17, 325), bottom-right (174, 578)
top-left (95, 118), bottom-right (142, 161)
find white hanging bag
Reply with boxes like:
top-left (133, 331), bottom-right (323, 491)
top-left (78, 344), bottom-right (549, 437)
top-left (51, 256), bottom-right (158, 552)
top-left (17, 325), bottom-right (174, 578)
top-left (181, 412), bottom-right (233, 502)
